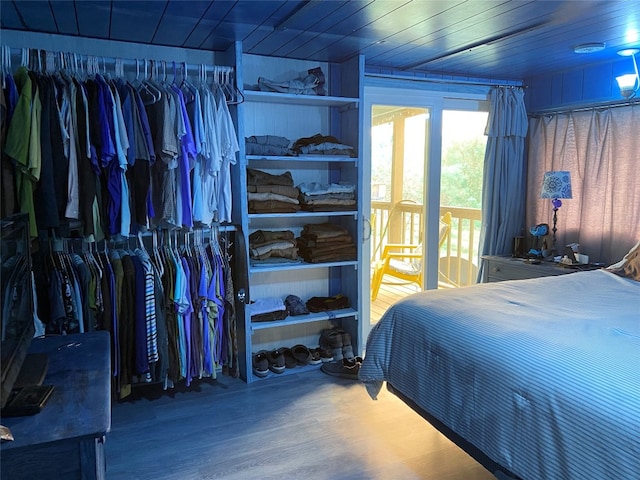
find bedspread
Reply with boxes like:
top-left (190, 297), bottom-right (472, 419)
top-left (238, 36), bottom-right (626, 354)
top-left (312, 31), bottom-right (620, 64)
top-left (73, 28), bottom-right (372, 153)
top-left (359, 269), bottom-right (640, 480)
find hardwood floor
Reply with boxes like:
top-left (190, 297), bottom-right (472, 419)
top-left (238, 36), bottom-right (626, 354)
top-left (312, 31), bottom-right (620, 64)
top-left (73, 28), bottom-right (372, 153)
top-left (106, 371), bottom-right (496, 480)
top-left (370, 280), bottom-right (420, 324)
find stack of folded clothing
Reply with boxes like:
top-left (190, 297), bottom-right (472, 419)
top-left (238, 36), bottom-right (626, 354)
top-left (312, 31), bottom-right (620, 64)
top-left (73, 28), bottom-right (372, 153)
top-left (249, 229), bottom-right (298, 263)
top-left (306, 294), bottom-right (350, 312)
top-left (247, 297), bottom-right (288, 322)
top-left (247, 168), bottom-right (301, 213)
top-left (297, 182), bottom-right (356, 212)
top-left (245, 135), bottom-right (293, 156)
top-left (297, 223), bottom-right (356, 263)
top-left (291, 133), bottom-right (355, 157)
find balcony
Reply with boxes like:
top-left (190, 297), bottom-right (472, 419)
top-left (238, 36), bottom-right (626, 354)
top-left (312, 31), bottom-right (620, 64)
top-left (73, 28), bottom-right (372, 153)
top-left (370, 201), bottom-right (482, 323)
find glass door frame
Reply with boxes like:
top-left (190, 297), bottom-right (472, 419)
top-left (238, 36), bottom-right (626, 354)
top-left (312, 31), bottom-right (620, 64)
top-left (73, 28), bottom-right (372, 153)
top-left (361, 84), bottom-right (488, 343)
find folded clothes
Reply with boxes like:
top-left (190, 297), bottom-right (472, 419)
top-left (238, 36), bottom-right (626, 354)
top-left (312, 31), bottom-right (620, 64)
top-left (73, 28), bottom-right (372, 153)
top-left (248, 184), bottom-right (301, 199)
top-left (301, 223), bottom-right (349, 239)
top-left (297, 234), bottom-right (353, 247)
top-left (306, 294), bottom-right (349, 312)
top-left (248, 192), bottom-right (300, 205)
top-left (250, 240), bottom-right (297, 259)
top-left (247, 297), bottom-right (286, 317)
top-left (298, 182), bottom-right (356, 196)
top-left (299, 204), bottom-right (357, 212)
top-left (299, 198), bottom-right (355, 207)
top-left (249, 229), bottom-right (295, 244)
top-left (249, 200), bottom-right (301, 213)
top-left (299, 192), bottom-right (355, 202)
top-left (292, 134), bottom-right (354, 156)
top-left (251, 310), bottom-right (289, 322)
top-left (247, 168), bottom-right (294, 187)
top-left (246, 135), bottom-right (291, 147)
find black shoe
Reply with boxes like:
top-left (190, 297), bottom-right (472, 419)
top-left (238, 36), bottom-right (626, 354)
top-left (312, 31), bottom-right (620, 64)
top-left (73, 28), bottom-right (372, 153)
top-left (252, 351), bottom-right (269, 378)
top-left (320, 358), bottom-right (361, 380)
top-left (266, 348), bottom-right (286, 374)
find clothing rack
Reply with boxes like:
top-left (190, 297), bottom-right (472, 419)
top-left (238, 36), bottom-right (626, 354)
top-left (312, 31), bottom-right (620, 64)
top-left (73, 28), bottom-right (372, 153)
top-left (32, 222), bottom-right (240, 399)
top-left (1, 45), bottom-right (244, 104)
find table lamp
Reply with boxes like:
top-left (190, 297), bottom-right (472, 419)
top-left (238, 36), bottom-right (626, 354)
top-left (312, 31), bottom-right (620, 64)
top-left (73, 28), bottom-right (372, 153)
top-left (540, 170), bottom-right (572, 252)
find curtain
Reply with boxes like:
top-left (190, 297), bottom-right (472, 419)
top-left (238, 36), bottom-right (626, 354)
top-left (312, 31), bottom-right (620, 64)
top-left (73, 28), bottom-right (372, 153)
top-left (477, 87), bottom-right (528, 280)
top-left (526, 104), bottom-right (640, 265)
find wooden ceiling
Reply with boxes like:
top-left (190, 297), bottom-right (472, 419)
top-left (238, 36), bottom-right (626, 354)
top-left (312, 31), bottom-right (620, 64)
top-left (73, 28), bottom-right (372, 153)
top-left (2, 1), bottom-right (640, 81)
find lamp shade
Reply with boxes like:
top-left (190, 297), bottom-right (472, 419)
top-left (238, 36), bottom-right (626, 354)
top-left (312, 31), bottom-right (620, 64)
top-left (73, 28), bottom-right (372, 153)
top-left (540, 171), bottom-right (572, 199)
top-left (616, 73), bottom-right (638, 89)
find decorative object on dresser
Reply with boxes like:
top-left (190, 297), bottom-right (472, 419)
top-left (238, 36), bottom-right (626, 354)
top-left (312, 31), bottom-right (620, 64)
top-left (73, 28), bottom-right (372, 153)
top-left (540, 170), bottom-right (572, 252)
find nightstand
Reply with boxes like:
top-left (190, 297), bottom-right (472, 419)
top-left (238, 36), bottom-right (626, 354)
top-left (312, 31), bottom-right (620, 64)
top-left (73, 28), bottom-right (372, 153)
top-left (481, 255), bottom-right (591, 282)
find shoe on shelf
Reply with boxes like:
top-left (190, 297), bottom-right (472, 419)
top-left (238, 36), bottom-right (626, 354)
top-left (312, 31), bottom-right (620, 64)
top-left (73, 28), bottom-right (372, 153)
top-left (319, 327), bottom-right (344, 361)
top-left (317, 346), bottom-right (334, 363)
top-left (341, 332), bottom-right (355, 360)
top-left (320, 357), bottom-right (362, 380)
top-left (252, 351), bottom-right (269, 378)
top-left (281, 347), bottom-right (297, 369)
top-left (291, 344), bottom-right (312, 366)
top-left (266, 348), bottom-right (286, 374)
top-left (309, 348), bottom-right (323, 365)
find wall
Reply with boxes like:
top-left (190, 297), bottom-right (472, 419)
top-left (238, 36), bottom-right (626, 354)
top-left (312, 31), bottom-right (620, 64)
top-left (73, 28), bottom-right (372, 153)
top-left (525, 56), bottom-right (638, 113)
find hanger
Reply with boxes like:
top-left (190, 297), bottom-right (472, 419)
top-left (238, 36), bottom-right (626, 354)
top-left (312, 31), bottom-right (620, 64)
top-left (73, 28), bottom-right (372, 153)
top-left (180, 62), bottom-right (197, 103)
top-left (136, 59), bottom-right (162, 105)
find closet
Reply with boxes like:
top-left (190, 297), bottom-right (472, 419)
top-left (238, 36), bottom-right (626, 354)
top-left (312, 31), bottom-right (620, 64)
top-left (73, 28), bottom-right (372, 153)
top-left (2, 31), bottom-right (365, 385)
top-left (1, 33), bottom-right (244, 391)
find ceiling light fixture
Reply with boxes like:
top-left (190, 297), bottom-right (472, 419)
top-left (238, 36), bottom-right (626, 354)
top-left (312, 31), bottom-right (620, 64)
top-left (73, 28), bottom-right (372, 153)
top-left (616, 48), bottom-right (639, 99)
top-left (573, 42), bottom-right (606, 54)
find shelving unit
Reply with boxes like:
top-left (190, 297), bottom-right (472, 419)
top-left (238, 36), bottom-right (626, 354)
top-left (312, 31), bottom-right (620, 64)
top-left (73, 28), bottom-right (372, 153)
top-left (233, 54), bottom-right (364, 383)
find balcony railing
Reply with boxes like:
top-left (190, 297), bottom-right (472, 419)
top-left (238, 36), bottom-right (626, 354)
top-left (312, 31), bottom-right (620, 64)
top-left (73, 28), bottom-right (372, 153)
top-left (371, 201), bottom-right (482, 288)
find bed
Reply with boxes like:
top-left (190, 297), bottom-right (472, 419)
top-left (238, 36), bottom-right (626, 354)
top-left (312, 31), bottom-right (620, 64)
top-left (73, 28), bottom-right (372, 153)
top-left (359, 251), bottom-right (640, 480)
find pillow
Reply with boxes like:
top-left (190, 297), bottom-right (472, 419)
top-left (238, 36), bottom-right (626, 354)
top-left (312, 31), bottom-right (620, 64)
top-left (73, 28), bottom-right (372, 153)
top-left (607, 240), bottom-right (640, 281)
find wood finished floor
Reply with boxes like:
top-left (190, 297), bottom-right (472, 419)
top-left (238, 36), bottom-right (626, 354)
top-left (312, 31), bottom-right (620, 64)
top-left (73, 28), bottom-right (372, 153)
top-left (106, 371), bottom-right (496, 480)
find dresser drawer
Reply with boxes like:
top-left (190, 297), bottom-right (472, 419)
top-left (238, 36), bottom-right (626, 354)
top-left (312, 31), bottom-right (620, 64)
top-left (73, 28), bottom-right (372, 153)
top-left (483, 256), bottom-right (568, 282)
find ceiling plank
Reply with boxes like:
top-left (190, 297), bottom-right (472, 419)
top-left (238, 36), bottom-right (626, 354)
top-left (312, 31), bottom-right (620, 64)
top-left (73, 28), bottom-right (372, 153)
top-left (49, 0), bottom-right (78, 36)
top-left (153, 1), bottom-right (213, 46)
top-left (0, 1), bottom-right (25, 30)
top-left (109, 0), bottom-right (168, 44)
top-left (75, 0), bottom-right (111, 39)
top-left (12, 0), bottom-right (58, 33)
top-left (182, 0), bottom-right (237, 49)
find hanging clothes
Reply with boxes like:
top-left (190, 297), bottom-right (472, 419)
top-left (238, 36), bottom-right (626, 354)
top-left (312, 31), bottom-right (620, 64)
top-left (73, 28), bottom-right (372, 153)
top-left (2, 52), bottom-right (240, 239)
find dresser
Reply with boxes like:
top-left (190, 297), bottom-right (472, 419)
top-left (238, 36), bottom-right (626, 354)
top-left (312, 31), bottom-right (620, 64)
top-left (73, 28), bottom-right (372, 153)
top-left (482, 255), bottom-right (588, 282)
top-left (1, 331), bottom-right (111, 480)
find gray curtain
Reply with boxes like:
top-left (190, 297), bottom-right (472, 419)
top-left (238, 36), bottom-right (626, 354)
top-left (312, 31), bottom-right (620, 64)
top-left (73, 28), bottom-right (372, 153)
top-left (526, 105), bottom-right (640, 265)
top-left (477, 87), bottom-right (528, 281)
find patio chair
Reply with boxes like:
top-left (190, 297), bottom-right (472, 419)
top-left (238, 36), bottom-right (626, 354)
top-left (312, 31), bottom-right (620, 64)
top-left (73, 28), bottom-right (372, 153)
top-left (371, 211), bottom-right (452, 301)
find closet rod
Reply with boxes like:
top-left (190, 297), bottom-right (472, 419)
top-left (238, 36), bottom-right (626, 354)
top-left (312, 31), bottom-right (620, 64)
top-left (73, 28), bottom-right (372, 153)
top-left (366, 72), bottom-right (526, 89)
top-left (6, 46), bottom-right (234, 74)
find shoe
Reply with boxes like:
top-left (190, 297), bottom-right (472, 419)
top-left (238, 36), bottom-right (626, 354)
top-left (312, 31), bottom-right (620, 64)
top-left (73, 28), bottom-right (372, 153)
top-left (341, 332), bottom-right (355, 360)
top-left (309, 348), bottom-right (323, 365)
top-left (318, 346), bottom-right (334, 362)
top-left (291, 344), bottom-right (312, 366)
top-left (281, 347), bottom-right (297, 369)
top-left (266, 348), bottom-right (286, 374)
top-left (320, 357), bottom-right (361, 380)
top-left (252, 351), bottom-right (269, 378)
top-left (319, 328), bottom-right (344, 361)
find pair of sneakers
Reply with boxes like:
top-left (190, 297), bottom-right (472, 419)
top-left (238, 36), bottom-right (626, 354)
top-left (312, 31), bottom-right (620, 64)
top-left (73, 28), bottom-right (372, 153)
top-left (319, 327), bottom-right (355, 362)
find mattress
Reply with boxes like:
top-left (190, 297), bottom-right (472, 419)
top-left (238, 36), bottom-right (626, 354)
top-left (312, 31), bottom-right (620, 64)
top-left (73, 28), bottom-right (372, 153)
top-left (359, 269), bottom-right (640, 480)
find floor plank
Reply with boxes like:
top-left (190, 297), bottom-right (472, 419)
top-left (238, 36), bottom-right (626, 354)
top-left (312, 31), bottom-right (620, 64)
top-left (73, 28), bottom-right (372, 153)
top-left (106, 372), bottom-right (496, 480)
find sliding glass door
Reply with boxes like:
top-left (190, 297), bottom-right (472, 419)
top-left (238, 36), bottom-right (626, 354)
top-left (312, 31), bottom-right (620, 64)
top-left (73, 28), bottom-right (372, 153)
top-left (361, 86), bottom-right (488, 342)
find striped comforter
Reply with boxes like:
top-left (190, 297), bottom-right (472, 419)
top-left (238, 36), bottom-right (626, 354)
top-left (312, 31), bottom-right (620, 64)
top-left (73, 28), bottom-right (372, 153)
top-left (360, 269), bottom-right (640, 480)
